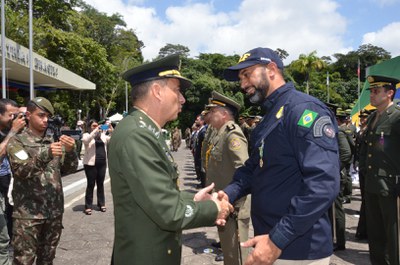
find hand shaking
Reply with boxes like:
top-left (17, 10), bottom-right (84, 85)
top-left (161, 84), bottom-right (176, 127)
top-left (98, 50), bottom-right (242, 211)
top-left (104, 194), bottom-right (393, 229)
top-left (193, 183), bottom-right (233, 226)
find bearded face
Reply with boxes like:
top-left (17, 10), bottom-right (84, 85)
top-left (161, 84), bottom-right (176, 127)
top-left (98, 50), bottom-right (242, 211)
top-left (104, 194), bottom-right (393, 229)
top-left (248, 70), bottom-right (269, 105)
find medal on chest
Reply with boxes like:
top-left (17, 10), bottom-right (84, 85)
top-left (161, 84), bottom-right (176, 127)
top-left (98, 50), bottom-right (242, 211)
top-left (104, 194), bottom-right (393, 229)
top-left (259, 139), bottom-right (264, 168)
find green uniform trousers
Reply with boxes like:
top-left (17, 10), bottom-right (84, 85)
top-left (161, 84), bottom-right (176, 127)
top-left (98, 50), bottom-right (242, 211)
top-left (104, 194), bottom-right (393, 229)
top-left (365, 192), bottom-right (399, 265)
top-left (12, 216), bottom-right (63, 265)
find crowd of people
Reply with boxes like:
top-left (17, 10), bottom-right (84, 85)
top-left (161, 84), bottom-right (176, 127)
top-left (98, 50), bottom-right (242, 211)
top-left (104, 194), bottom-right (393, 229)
top-left (0, 47), bottom-right (398, 265)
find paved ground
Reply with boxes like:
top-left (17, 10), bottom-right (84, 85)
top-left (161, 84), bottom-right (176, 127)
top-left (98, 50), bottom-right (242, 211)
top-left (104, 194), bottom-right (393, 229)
top-left (54, 146), bottom-right (372, 264)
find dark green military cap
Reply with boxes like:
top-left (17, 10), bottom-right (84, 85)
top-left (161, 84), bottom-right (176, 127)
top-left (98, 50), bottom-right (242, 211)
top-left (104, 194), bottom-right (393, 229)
top-left (208, 91), bottom-right (241, 113)
top-left (122, 54), bottom-right (192, 90)
top-left (359, 109), bottom-right (372, 117)
top-left (31, 97), bottom-right (54, 116)
top-left (367, 75), bottom-right (399, 91)
top-left (336, 108), bottom-right (347, 118)
top-left (324, 102), bottom-right (339, 114)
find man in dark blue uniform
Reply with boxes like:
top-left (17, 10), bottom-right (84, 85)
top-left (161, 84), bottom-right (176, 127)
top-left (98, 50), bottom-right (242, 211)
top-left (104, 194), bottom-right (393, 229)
top-left (220, 47), bottom-right (340, 264)
top-left (194, 114), bottom-right (207, 188)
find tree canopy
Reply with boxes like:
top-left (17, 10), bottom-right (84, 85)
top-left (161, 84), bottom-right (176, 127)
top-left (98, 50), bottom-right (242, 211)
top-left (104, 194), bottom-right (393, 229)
top-left (2, 0), bottom-right (394, 130)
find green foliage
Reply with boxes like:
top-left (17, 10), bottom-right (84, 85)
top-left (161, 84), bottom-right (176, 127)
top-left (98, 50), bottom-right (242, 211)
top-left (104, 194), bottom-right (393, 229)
top-left (7, 0), bottom-right (78, 31)
top-left (158, 44), bottom-right (190, 59)
top-left (2, 0), bottom-right (392, 130)
top-left (290, 51), bottom-right (327, 94)
top-left (331, 44), bottom-right (391, 81)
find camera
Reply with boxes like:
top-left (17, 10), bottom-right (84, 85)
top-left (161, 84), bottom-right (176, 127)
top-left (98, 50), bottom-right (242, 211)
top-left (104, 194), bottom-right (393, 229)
top-left (12, 112), bottom-right (26, 121)
top-left (100, 124), bottom-right (109, 131)
top-left (47, 115), bottom-right (64, 141)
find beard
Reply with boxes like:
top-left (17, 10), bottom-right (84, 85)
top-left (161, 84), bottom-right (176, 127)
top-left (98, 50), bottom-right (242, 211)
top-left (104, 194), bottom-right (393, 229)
top-left (248, 71), bottom-right (269, 105)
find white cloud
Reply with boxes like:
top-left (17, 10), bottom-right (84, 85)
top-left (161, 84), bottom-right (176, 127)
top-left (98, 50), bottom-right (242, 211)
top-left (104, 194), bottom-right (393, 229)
top-left (362, 22), bottom-right (400, 57)
top-left (81, 0), bottom-right (398, 64)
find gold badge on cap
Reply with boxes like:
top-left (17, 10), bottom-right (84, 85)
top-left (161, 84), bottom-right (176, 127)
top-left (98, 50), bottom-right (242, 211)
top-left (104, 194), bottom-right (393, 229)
top-left (239, 53), bottom-right (251, 63)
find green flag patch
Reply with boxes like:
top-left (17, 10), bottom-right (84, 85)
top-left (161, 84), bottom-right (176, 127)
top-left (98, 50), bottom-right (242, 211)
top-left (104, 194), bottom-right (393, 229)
top-left (297, 109), bottom-right (318, 128)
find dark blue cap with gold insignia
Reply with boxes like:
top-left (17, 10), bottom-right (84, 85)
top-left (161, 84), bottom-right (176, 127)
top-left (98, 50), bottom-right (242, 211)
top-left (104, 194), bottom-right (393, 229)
top-left (122, 54), bottom-right (192, 89)
top-left (207, 91), bottom-right (241, 114)
top-left (367, 75), bottom-right (399, 91)
top-left (224, 47), bottom-right (284, 81)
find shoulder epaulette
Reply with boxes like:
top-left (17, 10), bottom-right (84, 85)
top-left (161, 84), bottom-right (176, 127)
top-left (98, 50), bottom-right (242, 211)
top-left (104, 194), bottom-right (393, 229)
top-left (227, 124), bottom-right (236, 132)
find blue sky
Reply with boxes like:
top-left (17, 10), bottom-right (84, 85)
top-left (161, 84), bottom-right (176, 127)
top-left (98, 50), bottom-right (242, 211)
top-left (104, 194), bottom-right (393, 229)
top-left (85, 0), bottom-right (400, 63)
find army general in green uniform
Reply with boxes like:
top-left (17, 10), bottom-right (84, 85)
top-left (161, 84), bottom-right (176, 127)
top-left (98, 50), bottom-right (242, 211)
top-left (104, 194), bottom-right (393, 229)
top-left (108, 55), bottom-right (232, 265)
top-left (362, 75), bottom-right (400, 265)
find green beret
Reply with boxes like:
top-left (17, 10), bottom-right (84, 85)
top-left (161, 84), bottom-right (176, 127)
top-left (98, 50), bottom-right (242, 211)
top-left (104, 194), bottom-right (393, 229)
top-left (31, 97), bottom-right (54, 116)
top-left (122, 54), bottom-right (192, 90)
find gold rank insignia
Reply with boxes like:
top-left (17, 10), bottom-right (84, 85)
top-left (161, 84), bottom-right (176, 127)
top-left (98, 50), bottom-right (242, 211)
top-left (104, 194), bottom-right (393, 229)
top-left (276, 106), bottom-right (284, 119)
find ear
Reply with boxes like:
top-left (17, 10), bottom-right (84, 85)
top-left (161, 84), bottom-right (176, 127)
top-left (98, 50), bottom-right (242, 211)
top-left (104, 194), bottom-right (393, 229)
top-left (25, 111), bottom-right (32, 121)
top-left (388, 89), bottom-right (395, 99)
top-left (150, 82), bottom-right (163, 101)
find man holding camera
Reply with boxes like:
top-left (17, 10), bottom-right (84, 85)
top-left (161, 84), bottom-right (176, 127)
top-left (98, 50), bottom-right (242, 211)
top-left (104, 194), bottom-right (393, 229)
top-left (7, 97), bottom-right (78, 265)
top-left (0, 98), bottom-right (26, 264)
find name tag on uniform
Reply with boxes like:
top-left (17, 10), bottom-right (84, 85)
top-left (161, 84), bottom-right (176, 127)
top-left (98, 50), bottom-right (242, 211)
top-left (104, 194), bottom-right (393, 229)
top-left (14, 150), bottom-right (29, 160)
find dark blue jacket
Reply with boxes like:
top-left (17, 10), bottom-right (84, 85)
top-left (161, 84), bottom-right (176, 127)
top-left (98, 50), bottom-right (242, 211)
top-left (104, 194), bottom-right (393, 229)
top-left (224, 83), bottom-right (340, 260)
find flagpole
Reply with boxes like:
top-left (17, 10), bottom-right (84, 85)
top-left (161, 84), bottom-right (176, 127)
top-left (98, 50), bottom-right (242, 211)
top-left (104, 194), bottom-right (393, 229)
top-left (29, 0), bottom-right (34, 99)
top-left (357, 58), bottom-right (361, 114)
top-left (326, 71), bottom-right (330, 103)
top-left (1, 0), bottom-right (6, 98)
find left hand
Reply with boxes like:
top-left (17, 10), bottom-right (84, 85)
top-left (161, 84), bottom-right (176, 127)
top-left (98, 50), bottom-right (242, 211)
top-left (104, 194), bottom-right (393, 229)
top-left (59, 135), bottom-right (76, 153)
top-left (241, 235), bottom-right (282, 265)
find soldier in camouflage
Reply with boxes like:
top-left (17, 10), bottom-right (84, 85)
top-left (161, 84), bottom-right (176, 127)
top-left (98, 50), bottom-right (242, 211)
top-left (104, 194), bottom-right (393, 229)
top-left (6, 97), bottom-right (78, 265)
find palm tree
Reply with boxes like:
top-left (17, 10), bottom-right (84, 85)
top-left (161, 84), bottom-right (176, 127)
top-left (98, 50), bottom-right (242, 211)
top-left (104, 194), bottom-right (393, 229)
top-left (291, 51), bottom-right (326, 94)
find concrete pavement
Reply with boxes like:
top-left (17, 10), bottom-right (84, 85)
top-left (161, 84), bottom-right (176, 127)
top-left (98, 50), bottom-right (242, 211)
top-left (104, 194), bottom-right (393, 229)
top-left (55, 146), bottom-right (371, 264)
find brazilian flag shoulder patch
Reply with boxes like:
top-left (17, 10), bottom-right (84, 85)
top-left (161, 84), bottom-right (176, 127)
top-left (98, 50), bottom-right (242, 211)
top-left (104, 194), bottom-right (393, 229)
top-left (297, 109), bottom-right (318, 128)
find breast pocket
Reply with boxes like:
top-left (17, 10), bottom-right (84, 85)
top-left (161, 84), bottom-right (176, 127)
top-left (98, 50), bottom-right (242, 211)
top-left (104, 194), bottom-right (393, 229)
top-left (210, 145), bottom-right (222, 162)
top-left (376, 124), bottom-right (391, 136)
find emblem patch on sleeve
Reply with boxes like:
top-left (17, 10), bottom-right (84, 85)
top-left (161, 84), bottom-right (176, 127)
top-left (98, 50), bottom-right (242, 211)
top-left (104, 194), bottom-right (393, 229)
top-left (229, 138), bottom-right (241, 150)
top-left (297, 109), bottom-right (318, 128)
top-left (185, 205), bottom-right (194, 217)
top-left (313, 116), bottom-right (336, 138)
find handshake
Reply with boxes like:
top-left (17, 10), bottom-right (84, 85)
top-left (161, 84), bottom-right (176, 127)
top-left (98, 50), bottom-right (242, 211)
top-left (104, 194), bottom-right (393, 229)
top-left (194, 183), bottom-right (233, 226)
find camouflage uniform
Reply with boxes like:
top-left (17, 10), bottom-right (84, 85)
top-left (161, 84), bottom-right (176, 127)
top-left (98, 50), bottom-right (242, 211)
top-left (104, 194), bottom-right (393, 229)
top-left (7, 128), bottom-right (78, 265)
top-left (0, 192), bottom-right (9, 265)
